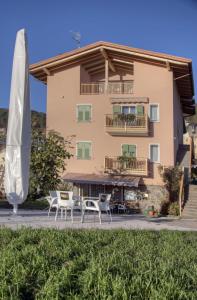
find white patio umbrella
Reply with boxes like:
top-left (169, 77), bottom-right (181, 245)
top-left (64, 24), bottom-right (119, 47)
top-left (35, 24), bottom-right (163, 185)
top-left (4, 29), bottom-right (31, 214)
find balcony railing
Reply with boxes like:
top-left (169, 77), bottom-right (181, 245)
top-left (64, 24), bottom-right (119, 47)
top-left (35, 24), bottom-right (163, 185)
top-left (105, 156), bottom-right (148, 176)
top-left (105, 114), bottom-right (149, 136)
top-left (80, 82), bottom-right (105, 94)
top-left (80, 81), bottom-right (133, 95)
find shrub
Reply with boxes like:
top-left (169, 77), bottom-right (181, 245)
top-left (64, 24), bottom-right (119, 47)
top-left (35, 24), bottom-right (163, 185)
top-left (159, 165), bottom-right (182, 202)
top-left (29, 130), bottom-right (73, 199)
top-left (168, 201), bottom-right (180, 216)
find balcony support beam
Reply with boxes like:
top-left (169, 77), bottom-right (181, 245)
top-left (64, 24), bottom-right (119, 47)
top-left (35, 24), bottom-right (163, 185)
top-left (100, 48), bottom-right (116, 72)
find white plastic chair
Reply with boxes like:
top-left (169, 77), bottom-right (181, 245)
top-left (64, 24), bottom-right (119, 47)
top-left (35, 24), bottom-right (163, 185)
top-left (81, 194), bottom-right (112, 224)
top-left (99, 193), bottom-right (112, 222)
top-left (55, 191), bottom-right (74, 222)
top-left (47, 191), bottom-right (58, 217)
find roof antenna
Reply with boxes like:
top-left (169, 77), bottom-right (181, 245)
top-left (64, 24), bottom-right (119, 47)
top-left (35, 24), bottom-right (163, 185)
top-left (70, 31), bottom-right (81, 48)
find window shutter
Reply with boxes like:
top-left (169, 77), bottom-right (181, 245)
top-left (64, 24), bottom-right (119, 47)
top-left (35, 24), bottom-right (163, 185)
top-left (84, 143), bottom-right (91, 159)
top-left (85, 110), bottom-right (90, 121)
top-left (137, 105), bottom-right (144, 116)
top-left (128, 145), bottom-right (136, 157)
top-left (77, 143), bottom-right (83, 159)
top-left (122, 144), bottom-right (129, 156)
top-left (78, 110), bottom-right (84, 122)
top-left (113, 105), bottom-right (121, 114)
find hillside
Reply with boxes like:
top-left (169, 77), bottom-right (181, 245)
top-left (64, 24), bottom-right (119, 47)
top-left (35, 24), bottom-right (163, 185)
top-left (0, 108), bottom-right (46, 129)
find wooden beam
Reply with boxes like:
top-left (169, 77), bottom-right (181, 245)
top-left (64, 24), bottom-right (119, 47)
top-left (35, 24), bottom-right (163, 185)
top-left (43, 67), bottom-right (51, 76)
top-left (112, 58), bottom-right (134, 66)
top-left (83, 59), bottom-right (104, 69)
top-left (87, 65), bottom-right (104, 72)
top-left (166, 61), bottom-right (171, 71)
top-left (174, 73), bottom-right (191, 81)
top-left (100, 48), bottom-right (116, 72)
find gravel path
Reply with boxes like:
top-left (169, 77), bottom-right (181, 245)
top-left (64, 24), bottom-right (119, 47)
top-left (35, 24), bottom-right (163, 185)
top-left (0, 209), bottom-right (196, 231)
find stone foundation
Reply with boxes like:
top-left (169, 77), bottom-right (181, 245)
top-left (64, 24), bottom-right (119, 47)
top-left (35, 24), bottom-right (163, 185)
top-left (139, 185), bottom-right (169, 212)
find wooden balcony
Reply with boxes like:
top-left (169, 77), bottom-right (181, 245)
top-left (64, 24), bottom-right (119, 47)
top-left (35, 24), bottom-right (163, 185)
top-left (105, 156), bottom-right (148, 176)
top-left (80, 82), bottom-right (105, 94)
top-left (80, 81), bottom-right (133, 95)
top-left (105, 114), bottom-right (149, 136)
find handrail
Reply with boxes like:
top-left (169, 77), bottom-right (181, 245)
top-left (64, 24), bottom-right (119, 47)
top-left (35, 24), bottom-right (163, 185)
top-left (105, 156), bottom-right (148, 176)
top-left (80, 81), bottom-right (133, 95)
top-left (179, 166), bottom-right (185, 217)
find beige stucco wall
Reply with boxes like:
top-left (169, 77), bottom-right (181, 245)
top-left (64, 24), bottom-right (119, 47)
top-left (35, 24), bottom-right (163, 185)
top-left (47, 61), bottom-right (177, 186)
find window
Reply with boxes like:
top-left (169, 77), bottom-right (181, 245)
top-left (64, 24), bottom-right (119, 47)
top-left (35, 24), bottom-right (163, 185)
top-left (77, 105), bottom-right (91, 122)
top-left (122, 144), bottom-right (136, 157)
top-left (113, 105), bottom-right (144, 116)
top-left (149, 104), bottom-right (159, 122)
top-left (149, 144), bottom-right (160, 162)
top-left (77, 142), bottom-right (91, 160)
top-left (122, 106), bottom-right (136, 115)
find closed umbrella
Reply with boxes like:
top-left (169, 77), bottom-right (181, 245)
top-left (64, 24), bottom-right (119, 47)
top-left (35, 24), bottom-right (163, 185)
top-left (4, 29), bottom-right (31, 214)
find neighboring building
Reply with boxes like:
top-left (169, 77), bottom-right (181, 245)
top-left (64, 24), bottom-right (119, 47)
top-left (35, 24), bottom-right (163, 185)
top-left (30, 41), bottom-right (195, 206)
top-left (184, 122), bottom-right (197, 161)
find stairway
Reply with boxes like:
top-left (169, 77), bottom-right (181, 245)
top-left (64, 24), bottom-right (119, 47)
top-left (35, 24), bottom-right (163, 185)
top-left (182, 185), bottom-right (197, 219)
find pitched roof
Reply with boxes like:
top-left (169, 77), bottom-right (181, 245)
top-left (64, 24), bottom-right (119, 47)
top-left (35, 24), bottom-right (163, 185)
top-left (29, 41), bottom-right (195, 114)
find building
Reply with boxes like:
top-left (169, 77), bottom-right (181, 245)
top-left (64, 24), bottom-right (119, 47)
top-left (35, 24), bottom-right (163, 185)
top-left (30, 41), bottom-right (195, 207)
top-left (184, 122), bottom-right (197, 162)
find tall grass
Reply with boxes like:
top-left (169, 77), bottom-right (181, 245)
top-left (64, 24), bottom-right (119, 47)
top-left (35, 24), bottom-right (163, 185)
top-left (0, 228), bottom-right (197, 299)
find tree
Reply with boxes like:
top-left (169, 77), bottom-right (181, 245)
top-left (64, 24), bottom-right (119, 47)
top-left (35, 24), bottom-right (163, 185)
top-left (29, 130), bottom-right (73, 198)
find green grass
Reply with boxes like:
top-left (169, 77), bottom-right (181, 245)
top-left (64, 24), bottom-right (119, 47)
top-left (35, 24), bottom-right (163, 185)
top-left (0, 229), bottom-right (197, 299)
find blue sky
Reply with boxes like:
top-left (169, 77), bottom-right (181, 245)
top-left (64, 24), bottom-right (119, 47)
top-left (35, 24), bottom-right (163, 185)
top-left (0, 0), bottom-right (196, 112)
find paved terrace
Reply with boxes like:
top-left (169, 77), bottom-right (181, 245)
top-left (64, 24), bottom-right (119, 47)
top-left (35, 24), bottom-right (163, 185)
top-left (0, 209), bottom-right (196, 231)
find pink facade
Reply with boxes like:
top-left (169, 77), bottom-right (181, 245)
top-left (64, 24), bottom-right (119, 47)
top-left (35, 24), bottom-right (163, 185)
top-left (30, 41), bottom-right (195, 191)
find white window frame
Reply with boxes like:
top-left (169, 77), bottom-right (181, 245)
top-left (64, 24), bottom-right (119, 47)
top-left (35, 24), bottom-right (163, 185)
top-left (149, 143), bottom-right (160, 163)
top-left (121, 144), bottom-right (137, 157)
top-left (121, 105), bottom-right (137, 114)
top-left (76, 141), bottom-right (92, 160)
top-left (149, 103), bottom-right (160, 122)
top-left (76, 104), bottom-right (92, 122)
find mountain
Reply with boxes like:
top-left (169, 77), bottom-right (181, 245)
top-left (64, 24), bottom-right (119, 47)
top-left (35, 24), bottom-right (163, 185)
top-left (0, 108), bottom-right (46, 129)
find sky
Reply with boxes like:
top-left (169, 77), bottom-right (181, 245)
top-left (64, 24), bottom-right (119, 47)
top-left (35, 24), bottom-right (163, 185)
top-left (0, 0), bottom-right (197, 112)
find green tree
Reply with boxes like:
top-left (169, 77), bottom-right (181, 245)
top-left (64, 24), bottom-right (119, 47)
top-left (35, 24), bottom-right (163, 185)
top-left (29, 130), bottom-right (73, 198)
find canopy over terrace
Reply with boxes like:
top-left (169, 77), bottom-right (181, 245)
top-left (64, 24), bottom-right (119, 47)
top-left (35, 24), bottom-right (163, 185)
top-left (63, 173), bottom-right (140, 195)
top-left (30, 41), bottom-right (195, 116)
top-left (63, 173), bottom-right (141, 200)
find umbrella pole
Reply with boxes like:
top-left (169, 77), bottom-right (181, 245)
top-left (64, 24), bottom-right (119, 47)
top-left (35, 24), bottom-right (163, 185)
top-left (13, 203), bottom-right (18, 215)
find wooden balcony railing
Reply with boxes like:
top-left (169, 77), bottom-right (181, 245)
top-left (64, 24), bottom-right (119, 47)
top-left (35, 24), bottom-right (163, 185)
top-left (80, 82), bottom-right (105, 94)
top-left (80, 81), bottom-right (133, 95)
top-left (105, 114), bottom-right (149, 136)
top-left (105, 156), bottom-right (148, 176)
top-left (108, 81), bottom-right (133, 94)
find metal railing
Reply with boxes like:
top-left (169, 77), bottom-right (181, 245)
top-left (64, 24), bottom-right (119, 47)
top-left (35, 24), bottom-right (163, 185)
top-left (80, 81), bottom-right (133, 95)
top-left (105, 156), bottom-right (148, 176)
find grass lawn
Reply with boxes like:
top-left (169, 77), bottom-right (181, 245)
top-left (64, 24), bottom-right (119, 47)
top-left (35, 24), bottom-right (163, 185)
top-left (0, 229), bottom-right (197, 299)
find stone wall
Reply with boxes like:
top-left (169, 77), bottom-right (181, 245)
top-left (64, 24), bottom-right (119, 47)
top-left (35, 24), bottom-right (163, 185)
top-left (139, 185), bottom-right (169, 212)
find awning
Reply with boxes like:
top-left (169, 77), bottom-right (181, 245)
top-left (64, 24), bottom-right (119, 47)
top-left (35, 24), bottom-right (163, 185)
top-left (63, 173), bottom-right (140, 187)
